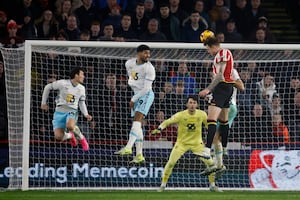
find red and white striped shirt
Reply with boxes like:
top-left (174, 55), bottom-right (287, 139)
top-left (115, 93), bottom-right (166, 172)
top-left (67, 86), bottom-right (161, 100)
top-left (212, 48), bottom-right (234, 83)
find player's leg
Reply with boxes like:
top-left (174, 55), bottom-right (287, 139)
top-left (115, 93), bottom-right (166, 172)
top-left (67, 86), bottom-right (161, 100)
top-left (66, 112), bottom-right (89, 151)
top-left (158, 143), bottom-right (186, 192)
top-left (208, 172), bottom-right (223, 192)
top-left (205, 105), bottom-right (222, 156)
top-left (218, 108), bottom-right (229, 153)
top-left (52, 111), bottom-right (76, 145)
top-left (193, 143), bottom-right (217, 176)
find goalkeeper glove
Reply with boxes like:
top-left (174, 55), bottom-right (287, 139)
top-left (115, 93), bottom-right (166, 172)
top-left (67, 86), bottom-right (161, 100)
top-left (151, 127), bottom-right (162, 134)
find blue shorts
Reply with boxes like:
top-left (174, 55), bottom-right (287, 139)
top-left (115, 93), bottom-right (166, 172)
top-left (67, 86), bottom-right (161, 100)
top-left (52, 111), bottom-right (78, 130)
top-left (131, 90), bottom-right (154, 117)
top-left (217, 104), bottom-right (237, 128)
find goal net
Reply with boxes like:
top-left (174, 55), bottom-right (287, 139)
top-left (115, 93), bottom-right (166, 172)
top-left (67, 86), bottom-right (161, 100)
top-left (1, 41), bottom-right (300, 190)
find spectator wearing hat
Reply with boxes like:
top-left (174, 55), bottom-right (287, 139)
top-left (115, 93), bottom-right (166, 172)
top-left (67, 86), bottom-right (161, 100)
top-left (244, 0), bottom-right (268, 39)
top-left (224, 18), bottom-right (243, 42)
top-left (0, 20), bottom-right (24, 48)
top-left (248, 16), bottom-right (276, 43)
top-left (215, 6), bottom-right (231, 33)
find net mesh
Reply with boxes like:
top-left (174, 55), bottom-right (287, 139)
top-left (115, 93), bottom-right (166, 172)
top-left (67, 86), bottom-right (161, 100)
top-left (1, 42), bottom-right (300, 190)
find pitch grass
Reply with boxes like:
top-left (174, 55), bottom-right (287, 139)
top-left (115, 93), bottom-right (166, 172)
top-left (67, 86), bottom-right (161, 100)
top-left (0, 190), bottom-right (300, 200)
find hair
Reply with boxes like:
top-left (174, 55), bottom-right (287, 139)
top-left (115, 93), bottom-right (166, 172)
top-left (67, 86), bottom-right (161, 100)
top-left (70, 67), bottom-right (84, 79)
top-left (137, 44), bottom-right (151, 52)
top-left (203, 36), bottom-right (219, 46)
top-left (186, 95), bottom-right (199, 104)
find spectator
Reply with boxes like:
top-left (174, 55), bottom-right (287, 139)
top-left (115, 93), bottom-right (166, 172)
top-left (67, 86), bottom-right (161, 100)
top-left (0, 20), bottom-right (24, 48)
top-left (79, 29), bottom-right (90, 40)
top-left (131, 2), bottom-right (149, 38)
top-left (35, 9), bottom-right (58, 39)
top-left (55, 0), bottom-right (73, 30)
top-left (101, 3), bottom-right (122, 31)
top-left (144, 0), bottom-right (157, 19)
top-left (139, 18), bottom-right (167, 42)
top-left (230, 0), bottom-right (249, 38)
top-left (62, 14), bottom-right (81, 40)
top-left (282, 77), bottom-right (300, 113)
top-left (89, 20), bottom-right (101, 40)
top-left (169, 0), bottom-right (189, 26)
top-left (255, 72), bottom-right (278, 106)
top-left (153, 81), bottom-right (175, 117)
top-left (146, 110), bottom-right (177, 142)
top-left (0, 10), bottom-right (8, 39)
top-left (215, 6), bottom-right (231, 34)
top-left (114, 13), bottom-right (138, 41)
top-left (268, 93), bottom-right (284, 116)
top-left (272, 113), bottom-right (290, 144)
top-left (215, 31), bottom-right (225, 42)
top-left (238, 68), bottom-right (256, 115)
top-left (244, 0), bottom-right (268, 39)
top-left (99, 23), bottom-right (115, 41)
top-left (74, 0), bottom-right (101, 31)
top-left (157, 2), bottom-right (181, 41)
top-left (208, 0), bottom-right (226, 31)
top-left (238, 103), bottom-right (272, 144)
top-left (153, 58), bottom-right (170, 91)
top-left (224, 18), bottom-right (243, 42)
top-left (172, 80), bottom-right (186, 112)
top-left (170, 62), bottom-right (196, 95)
top-left (193, 0), bottom-right (210, 27)
top-left (181, 10), bottom-right (207, 42)
top-left (249, 16), bottom-right (276, 43)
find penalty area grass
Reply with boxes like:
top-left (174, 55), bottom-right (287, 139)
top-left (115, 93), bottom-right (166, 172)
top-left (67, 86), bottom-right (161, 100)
top-left (0, 190), bottom-right (300, 200)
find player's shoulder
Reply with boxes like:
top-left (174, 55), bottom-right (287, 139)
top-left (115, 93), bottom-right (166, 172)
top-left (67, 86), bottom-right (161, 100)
top-left (125, 58), bottom-right (136, 65)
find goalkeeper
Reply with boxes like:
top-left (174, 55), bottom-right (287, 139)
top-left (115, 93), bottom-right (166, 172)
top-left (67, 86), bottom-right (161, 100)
top-left (151, 95), bottom-right (217, 192)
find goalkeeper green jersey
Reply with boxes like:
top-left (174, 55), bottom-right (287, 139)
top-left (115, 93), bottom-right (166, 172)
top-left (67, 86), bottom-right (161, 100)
top-left (160, 109), bottom-right (208, 145)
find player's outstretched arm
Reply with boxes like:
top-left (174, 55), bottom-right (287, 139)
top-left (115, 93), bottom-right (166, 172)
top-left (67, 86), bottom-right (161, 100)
top-left (41, 83), bottom-right (53, 111)
top-left (234, 79), bottom-right (245, 91)
top-left (151, 127), bottom-right (162, 134)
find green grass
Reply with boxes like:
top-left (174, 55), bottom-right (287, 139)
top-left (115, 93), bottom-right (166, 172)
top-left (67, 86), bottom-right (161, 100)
top-left (0, 190), bottom-right (300, 200)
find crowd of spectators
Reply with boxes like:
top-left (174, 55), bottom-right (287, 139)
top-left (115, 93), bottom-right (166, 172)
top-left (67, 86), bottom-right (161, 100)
top-left (0, 0), bottom-right (300, 147)
top-left (0, 0), bottom-right (288, 46)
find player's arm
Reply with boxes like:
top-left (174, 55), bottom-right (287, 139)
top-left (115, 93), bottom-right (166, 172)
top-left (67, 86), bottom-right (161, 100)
top-left (41, 81), bottom-right (59, 111)
top-left (234, 79), bottom-right (245, 91)
top-left (79, 89), bottom-right (92, 121)
top-left (151, 113), bottom-right (180, 134)
top-left (206, 70), bottom-right (224, 91)
top-left (232, 68), bottom-right (245, 91)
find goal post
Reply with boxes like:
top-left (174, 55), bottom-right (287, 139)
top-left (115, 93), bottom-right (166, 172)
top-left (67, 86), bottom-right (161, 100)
top-left (1, 40), bottom-right (300, 191)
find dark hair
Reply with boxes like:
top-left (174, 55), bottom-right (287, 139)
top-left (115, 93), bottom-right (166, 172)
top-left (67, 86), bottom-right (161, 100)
top-left (70, 67), bottom-right (84, 79)
top-left (186, 95), bottom-right (199, 104)
top-left (137, 44), bottom-right (151, 52)
top-left (203, 36), bottom-right (219, 46)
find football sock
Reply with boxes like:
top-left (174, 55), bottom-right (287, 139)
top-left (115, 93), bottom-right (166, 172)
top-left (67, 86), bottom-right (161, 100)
top-left (207, 120), bottom-right (217, 148)
top-left (214, 141), bottom-right (223, 168)
top-left (219, 120), bottom-right (229, 148)
top-left (126, 121), bottom-right (141, 149)
top-left (73, 125), bottom-right (84, 140)
top-left (62, 132), bottom-right (72, 141)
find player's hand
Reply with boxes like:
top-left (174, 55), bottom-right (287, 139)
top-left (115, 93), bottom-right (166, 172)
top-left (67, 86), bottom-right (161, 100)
top-left (151, 128), bottom-right (161, 135)
top-left (129, 101), bottom-right (134, 109)
top-left (85, 114), bottom-right (93, 121)
top-left (41, 104), bottom-right (49, 111)
top-left (199, 88), bottom-right (210, 97)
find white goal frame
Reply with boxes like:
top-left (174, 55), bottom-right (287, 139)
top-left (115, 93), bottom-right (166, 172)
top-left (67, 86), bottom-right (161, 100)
top-left (19, 40), bottom-right (300, 190)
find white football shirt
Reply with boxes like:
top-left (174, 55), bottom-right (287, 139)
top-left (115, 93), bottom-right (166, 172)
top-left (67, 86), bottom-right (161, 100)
top-left (125, 58), bottom-right (155, 94)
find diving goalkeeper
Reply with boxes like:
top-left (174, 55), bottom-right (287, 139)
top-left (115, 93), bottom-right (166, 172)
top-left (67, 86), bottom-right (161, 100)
top-left (151, 95), bottom-right (217, 192)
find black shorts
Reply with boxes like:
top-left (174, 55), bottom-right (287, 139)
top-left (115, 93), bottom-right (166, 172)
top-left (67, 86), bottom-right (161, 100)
top-left (209, 82), bottom-right (233, 108)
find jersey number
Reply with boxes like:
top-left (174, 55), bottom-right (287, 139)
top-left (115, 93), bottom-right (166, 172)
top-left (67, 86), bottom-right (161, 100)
top-left (131, 72), bottom-right (139, 80)
top-left (66, 94), bottom-right (75, 103)
top-left (187, 123), bottom-right (196, 131)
